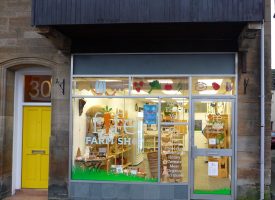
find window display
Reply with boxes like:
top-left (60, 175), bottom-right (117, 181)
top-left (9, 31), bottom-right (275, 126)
top-left (132, 77), bottom-right (188, 96)
top-left (192, 77), bottom-right (235, 95)
top-left (72, 98), bottom-right (158, 182)
top-left (71, 76), bottom-right (235, 184)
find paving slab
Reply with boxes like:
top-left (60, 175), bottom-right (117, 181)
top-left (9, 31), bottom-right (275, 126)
top-left (4, 189), bottom-right (48, 200)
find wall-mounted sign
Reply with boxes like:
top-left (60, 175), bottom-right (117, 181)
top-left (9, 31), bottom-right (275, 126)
top-left (143, 105), bottom-right (157, 125)
top-left (24, 75), bottom-right (52, 102)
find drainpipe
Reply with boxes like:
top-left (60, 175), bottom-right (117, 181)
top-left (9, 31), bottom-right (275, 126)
top-left (260, 20), bottom-right (265, 200)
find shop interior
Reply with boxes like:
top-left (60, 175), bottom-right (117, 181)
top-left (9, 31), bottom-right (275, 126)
top-left (71, 76), bottom-right (234, 194)
top-left (73, 97), bottom-right (189, 183)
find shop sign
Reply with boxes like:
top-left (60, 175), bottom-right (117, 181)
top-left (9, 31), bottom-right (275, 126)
top-left (208, 161), bottom-right (218, 176)
top-left (85, 136), bottom-right (132, 145)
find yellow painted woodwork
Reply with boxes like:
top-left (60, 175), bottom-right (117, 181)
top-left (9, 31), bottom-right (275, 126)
top-left (22, 106), bottom-right (51, 188)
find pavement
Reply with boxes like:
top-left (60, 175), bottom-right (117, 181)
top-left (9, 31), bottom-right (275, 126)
top-left (4, 189), bottom-right (48, 200)
top-left (272, 149), bottom-right (275, 199)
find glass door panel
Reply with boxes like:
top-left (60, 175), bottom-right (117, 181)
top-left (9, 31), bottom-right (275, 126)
top-left (194, 101), bottom-right (232, 149)
top-left (191, 100), bottom-right (234, 200)
top-left (160, 125), bottom-right (188, 183)
top-left (194, 156), bottom-right (231, 195)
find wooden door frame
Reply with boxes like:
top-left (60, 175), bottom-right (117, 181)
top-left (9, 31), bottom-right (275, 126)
top-left (12, 67), bottom-right (51, 194)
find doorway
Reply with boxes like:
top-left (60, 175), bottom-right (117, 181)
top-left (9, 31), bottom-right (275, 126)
top-left (190, 99), bottom-right (235, 200)
top-left (22, 106), bottom-right (51, 188)
top-left (12, 68), bottom-right (52, 193)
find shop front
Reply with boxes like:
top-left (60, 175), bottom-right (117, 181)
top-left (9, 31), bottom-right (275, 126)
top-left (70, 53), bottom-right (237, 200)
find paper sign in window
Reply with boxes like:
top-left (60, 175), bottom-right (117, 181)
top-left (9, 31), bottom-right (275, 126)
top-left (208, 161), bottom-right (218, 176)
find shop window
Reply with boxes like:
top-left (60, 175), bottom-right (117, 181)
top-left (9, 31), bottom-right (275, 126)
top-left (72, 98), bottom-right (160, 182)
top-left (132, 77), bottom-right (189, 96)
top-left (192, 77), bottom-right (235, 95)
top-left (160, 98), bottom-right (189, 183)
top-left (72, 77), bottom-right (129, 96)
top-left (72, 96), bottom-right (189, 183)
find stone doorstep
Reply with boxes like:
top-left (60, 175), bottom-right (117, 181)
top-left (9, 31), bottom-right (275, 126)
top-left (15, 189), bottom-right (48, 196)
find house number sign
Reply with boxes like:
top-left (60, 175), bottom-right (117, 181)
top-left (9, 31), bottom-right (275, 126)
top-left (24, 75), bottom-right (52, 102)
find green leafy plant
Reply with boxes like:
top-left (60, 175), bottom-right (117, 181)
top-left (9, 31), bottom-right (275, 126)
top-left (216, 133), bottom-right (225, 144)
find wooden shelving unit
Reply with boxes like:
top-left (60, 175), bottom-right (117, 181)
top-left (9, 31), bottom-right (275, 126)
top-left (205, 114), bottom-right (229, 178)
top-left (76, 111), bottom-right (133, 172)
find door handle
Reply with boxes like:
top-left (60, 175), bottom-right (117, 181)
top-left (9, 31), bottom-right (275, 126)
top-left (32, 150), bottom-right (46, 154)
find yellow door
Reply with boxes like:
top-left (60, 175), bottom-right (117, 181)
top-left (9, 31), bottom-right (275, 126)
top-left (22, 106), bottom-right (51, 188)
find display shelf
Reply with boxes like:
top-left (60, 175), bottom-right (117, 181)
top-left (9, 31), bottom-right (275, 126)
top-left (79, 110), bottom-right (134, 173)
top-left (122, 162), bottom-right (132, 168)
top-left (144, 134), bottom-right (158, 152)
top-left (205, 114), bottom-right (229, 178)
top-left (113, 147), bottom-right (132, 156)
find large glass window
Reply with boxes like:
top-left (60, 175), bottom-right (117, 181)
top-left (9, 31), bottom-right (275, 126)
top-left (71, 76), bottom-right (235, 183)
top-left (132, 77), bottom-right (188, 96)
top-left (73, 97), bottom-right (162, 182)
top-left (192, 77), bottom-right (235, 95)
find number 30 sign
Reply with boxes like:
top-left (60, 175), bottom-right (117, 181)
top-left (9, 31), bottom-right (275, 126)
top-left (24, 75), bottom-right (52, 102)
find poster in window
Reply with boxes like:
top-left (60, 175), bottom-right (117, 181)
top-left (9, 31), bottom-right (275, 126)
top-left (143, 105), bottom-right (157, 125)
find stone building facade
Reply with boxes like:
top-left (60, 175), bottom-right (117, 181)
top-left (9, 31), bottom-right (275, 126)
top-left (0, 0), bottom-right (272, 200)
top-left (0, 0), bottom-right (70, 198)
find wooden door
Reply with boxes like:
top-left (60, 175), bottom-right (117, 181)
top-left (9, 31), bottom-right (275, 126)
top-left (22, 106), bottom-right (51, 188)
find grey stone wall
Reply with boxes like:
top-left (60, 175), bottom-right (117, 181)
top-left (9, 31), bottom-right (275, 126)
top-left (69, 182), bottom-right (188, 200)
top-left (236, 0), bottom-right (272, 198)
top-left (0, 0), bottom-right (70, 199)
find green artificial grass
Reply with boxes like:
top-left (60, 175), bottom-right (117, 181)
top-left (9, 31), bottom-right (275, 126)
top-left (71, 166), bottom-right (158, 182)
top-left (194, 188), bottom-right (231, 195)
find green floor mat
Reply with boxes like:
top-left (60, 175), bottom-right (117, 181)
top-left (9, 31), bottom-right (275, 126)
top-left (71, 167), bottom-right (157, 182)
top-left (194, 188), bottom-right (231, 195)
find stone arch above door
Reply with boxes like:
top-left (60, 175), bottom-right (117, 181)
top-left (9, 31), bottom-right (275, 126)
top-left (0, 57), bottom-right (56, 198)
top-left (0, 57), bottom-right (58, 71)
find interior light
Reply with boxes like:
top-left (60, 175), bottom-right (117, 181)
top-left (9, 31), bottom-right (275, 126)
top-left (147, 79), bottom-right (174, 84)
top-left (98, 79), bottom-right (122, 82)
top-left (151, 100), bottom-right (166, 103)
top-left (197, 79), bottom-right (223, 86)
top-left (137, 112), bottom-right (144, 118)
top-left (162, 90), bottom-right (182, 95)
top-left (145, 98), bottom-right (158, 100)
top-left (199, 90), bottom-right (218, 95)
